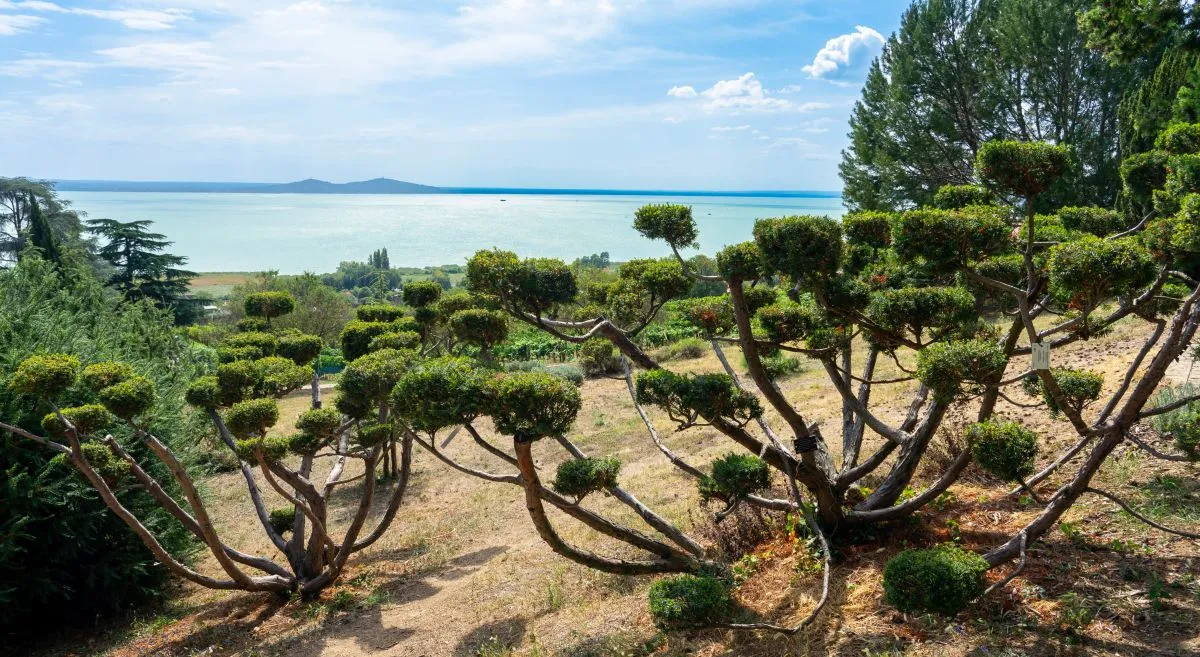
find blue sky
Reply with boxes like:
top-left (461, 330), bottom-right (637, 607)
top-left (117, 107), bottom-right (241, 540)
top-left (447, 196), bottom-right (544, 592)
top-left (0, 0), bottom-right (911, 190)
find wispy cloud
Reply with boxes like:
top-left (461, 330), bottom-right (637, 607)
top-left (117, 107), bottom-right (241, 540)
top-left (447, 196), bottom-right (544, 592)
top-left (0, 12), bottom-right (43, 35)
top-left (16, 1), bottom-right (191, 30)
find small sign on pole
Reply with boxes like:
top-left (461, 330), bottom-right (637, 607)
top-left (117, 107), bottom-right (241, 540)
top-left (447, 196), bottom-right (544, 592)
top-left (1031, 342), bottom-right (1050, 370)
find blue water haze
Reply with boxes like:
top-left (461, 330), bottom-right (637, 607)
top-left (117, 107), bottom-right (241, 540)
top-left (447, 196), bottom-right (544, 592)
top-left (62, 192), bottom-right (846, 274)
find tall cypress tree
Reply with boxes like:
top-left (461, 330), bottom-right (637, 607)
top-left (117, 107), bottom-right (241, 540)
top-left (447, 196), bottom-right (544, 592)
top-left (24, 195), bottom-right (61, 265)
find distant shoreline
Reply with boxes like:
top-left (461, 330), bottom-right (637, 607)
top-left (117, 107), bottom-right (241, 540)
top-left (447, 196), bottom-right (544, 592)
top-left (52, 179), bottom-right (841, 199)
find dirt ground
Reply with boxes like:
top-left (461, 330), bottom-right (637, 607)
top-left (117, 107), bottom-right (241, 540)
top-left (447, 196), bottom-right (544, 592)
top-left (31, 314), bottom-right (1200, 657)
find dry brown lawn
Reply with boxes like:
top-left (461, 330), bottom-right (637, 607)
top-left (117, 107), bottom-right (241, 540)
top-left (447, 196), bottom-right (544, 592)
top-left (33, 315), bottom-right (1200, 657)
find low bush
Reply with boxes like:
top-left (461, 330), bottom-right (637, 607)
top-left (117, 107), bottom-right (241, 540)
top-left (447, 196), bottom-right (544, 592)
top-left (552, 457), bottom-right (621, 499)
top-left (966, 420), bottom-right (1039, 482)
top-left (654, 337), bottom-right (708, 362)
top-left (883, 544), bottom-right (988, 615)
top-left (647, 574), bottom-right (733, 630)
top-left (577, 338), bottom-right (620, 377)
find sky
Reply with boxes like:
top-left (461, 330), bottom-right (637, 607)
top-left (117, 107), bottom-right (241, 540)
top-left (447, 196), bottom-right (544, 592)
top-left (0, 0), bottom-right (912, 190)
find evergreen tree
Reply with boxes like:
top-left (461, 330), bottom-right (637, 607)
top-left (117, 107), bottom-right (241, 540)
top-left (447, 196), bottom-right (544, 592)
top-left (87, 219), bottom-right (196, 321)
top-left (24, 195), bottom-right (61, 265)
top-left (0, 178), bottom-right (83, 265)
top-left (841, 0), bottom-right (1136, 211)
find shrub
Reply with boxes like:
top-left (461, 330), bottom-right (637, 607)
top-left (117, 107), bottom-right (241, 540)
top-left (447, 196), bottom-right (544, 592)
top-left (752, 215), bottom-right (842, 284)
top-left (97, 376), bottom-right (156, 421)
top-left (236, 317), bottom-right (268, 333)
top-left (1057, 206), bottom-right (1124, 237)
top-left (699, 453), bottom-right (771, 501)
top-left (277, 333), bottom-right (323, 366)
top-left (842, 210), bottom-right (894, 248)
top-left (716, 241), bottom-right (766, 280)
top-left (636, 370), bottom-right (762, 426)
top-left (759, 352), bottom-right (803, 381)
top-left (402, 280), bottom-right (443, 308)
top-left (391, 357), bottom-right (491, 434)
top-left (577, 338), bottom-right (620, 377)
top-left (354, 421), bottom-right (393, 448)
top-left (369, 330), bottom-right (422, 352)
top-left (1021, 369), bottom-right (1103, 417)
top-left (8, 353), bottom-right (80, 397)
top-left (975, 140), bottom-right (1072, 199)
top-left (224, 398), bottom-right (279, 439)
top-left (647, 575), bottom-right (733, 630)
top-left (1149, 384), bottom-right (1200, 460)
top-left (543, 363), bottom-right (584, 386)
top-left (450, 309), bottom-right (510, 349)
top-left (1121, 150), bottom-right (1168, 204)
top-left (1155, 121), bottom-right (1200, 154)
top-left (966, 420), bottom-right (1039, 482)
top-left (80, 361), bottom-right (134, 392)
top-left (673, 295), bottom-right (735, 336)
top-left (655, 337), bottom-right (707, 362)
top-left (893, 206), bottom-right (1012, 273)
top-left (356, 304), bottom-right (405, 322)
top-left (756, 297), bottom-right (826, 344)
top-left (340, 320), bottom-right (393, 362)
top-left (633, 203), bottom-right (698, 249)
top-left (269, 507), bottom-right (296, 535)
top-left (1047, 236), bottom-right (1156, 312)
top-left (932, 184), bottom-right (992, 209)
top-left (883, 544), bottom-right (988, 615)
top-left (489, 371), bottom-right (582, 442)
top-left (916, 338), bottom-right (1008, 400)
top-left (865, 286), bottom-right (976, 343)
top-left (552, 457), bottom-right (621, 499)
top-left (295, 407), bottom-right (342, 442)
top-left (224, 331), bottom-right (279, 357)
top-left (244, 291), bottom-right (296, 320)
top-left (40, 404), bottom-right (114, 439)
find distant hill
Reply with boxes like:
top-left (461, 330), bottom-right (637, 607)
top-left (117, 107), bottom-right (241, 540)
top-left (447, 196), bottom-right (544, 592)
top-left (249, 178), bottom-right (442, 194)
top-left (54, 178), bottom-right (443, 194)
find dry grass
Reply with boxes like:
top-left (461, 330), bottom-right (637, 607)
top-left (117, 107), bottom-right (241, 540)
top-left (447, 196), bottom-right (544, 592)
top-left (190, 272), bottom-right (258, 298)
top-left (30, 315), bottom-right (1200, 657)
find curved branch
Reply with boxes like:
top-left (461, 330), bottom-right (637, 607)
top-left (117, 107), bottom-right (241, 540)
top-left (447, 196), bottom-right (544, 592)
top-left (1086, 487), bottom-right (1200, 539)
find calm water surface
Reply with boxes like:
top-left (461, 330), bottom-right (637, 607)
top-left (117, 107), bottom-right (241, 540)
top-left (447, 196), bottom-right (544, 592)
top-left (62, 192), bottom-right (845, 273)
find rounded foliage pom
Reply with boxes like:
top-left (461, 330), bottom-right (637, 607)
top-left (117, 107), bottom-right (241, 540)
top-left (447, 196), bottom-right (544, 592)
top-left (236, 317), bottom-right (268, 333)
top-left (450, 309), bottom-right (509, 348)
top-left (966, 420), bottom-right (1039, 482)
top-left (1155, 122), bottom-right (1200, 155)
top-left (1022, 369), bottom-right (1103, 418)
top-left (552, 457), bottom-right (621, 499)
top-left (715, 241), bottom-right (766, 280)
top-left (1057, 206), bottom-right (1125, 237)
top-left (254, 356), bottom-right (313, 397)
top-left (633, 203), bottom-right (698, 249)
top-left (916, 338), bottom-right (1008, 400)
top-left (244, 291), bottom-right (296, 320)
top-left (277, 334), bottom-right (323, 366)
top-left (756, 298), bottom-right (826, 344)
top-left (883, 544), bottom-right (988, 615)
top-left (403, 280), bottom-right (443, 308)
top-left (72, 441), bottom-right (131, 482)
top-left (339, 348), bottom-right (413, 404)
top-left (8, 353), bottom-right (80, 397)
top-left (295, 407), bottom-right (342, 441)
top-left (635, 370), bottom-right (761, 426)
top-left (1121, 150), bottom-right (1168, 204)
top-left (620, 258), bottom-right (692, 301)
top-left (466, 250), bottom-right (578, 314)
top-left (217, 346), bottom-right (261, 363)
top-left (234, 436), bottom-right (289, 462)
top-left (741, 286), bottom-right (778, 316)
top-left (354, 421), bottom-right (393, 448)
top-left (41, 405), bottom-right (114, 439)
top-left (340, 320), bottom-right (393, 362)
top-left (435, 290), bottom-right (479, 320)
top-left (893, 206), bottom-right (1011, 272)
top-left (675, 296), bottom-right (734, 335)
top-left (975, 140), bottom-right (1072, 199)
top-left (98, 377), bottom-right (155, 420)
top-left (80, 361), bottom-right (134, 392)
top-left (369, 330), bottom-right (422, 352)
top-left (752, 215), bottom-right (842, 284)
top-left (391, 356), bottom-right (491, 434)
top-left (699, 452), bottom-right (771, 501)
top-left (647, 574), bottom-right (732, 630)
top-left (578, 338), bottom-right (619, 377)
top-left (1047, 236), bottom-right (1155, 312)
top-left (932, 184), bottom-right (992, 210)
top-left (185, 376), bottom-right (224, 409)
top-left (224, 331), bottom-right (279, 357)
top-left (489, 371), bottom-right (582, 442)
top-left (356, 304), bottom-right (406, 323)
top-left (225, 398), bottom-right (279, 439)
top-left (269, 507), bottom-right (296, 535)
top-left (865, 286), bottom-right (976, 343)
top-left (842, 210), bottom-right (894, 248)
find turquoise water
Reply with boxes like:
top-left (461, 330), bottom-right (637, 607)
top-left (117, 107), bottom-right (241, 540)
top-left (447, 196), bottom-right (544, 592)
top-left (61, 192), bottom-right (845, 274)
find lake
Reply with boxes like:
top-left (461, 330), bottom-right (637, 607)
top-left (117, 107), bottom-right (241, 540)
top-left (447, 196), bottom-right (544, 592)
top-left (61, 192), bottom-right (845, 274)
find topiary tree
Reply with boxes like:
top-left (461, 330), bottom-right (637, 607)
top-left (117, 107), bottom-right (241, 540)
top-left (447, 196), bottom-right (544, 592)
top-left (399, 146), bottom-right (1200, 633)
top-left (1, 291), bottom-right (417, 598)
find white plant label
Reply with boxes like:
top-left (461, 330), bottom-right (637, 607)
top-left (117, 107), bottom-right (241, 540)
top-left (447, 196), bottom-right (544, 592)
top-left (1031, 342), bottom-right (1050, 370)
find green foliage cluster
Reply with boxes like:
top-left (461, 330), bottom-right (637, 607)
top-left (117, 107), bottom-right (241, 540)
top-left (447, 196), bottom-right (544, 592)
top-left (966, 420), bottom-right (1039, 482)
top-left (391, 357), bottom-right (491, 434)
top-left (932, 184), bottom-right (992, 210)
top-left (403, 280), bottom-right (443, 308)
top-left (224, 398), bottom-right (279, 439)
top-left (1149, 384), bottom-right (1200, 459)
top-left (892, 206), bottom-right (1011, 273)
top-left (752, 215), bottom-right (842, 284)
top-left (1057, 206), bottom-right (1125, 237)
top-left (633, 204), bottom-right (698, 249)
top-left (883, 544), bottom-right (988, 615)
top-left (842, 211), bottom-right (894, 249)
top-left (698, 452), bottom-right (771, 502)
top-left (466, 249), bottom-right (577, 315)
top-left (865, 286), bottom-right (976, 345)
top-left (1021, 369), bottom-right (1104, 418)
top-left (647, 574), bottom-right (733, 630)
top-left (490, 372), bottom-right (582, 442)
top-left (244, 291), bottom-right (296, 320)
top-left (450, 309), bottom-right (509, 349)
top-left (716, 241), bottom-right (766, 280)
top-left (976, 141), bottom-right (1072, 200)
top-left (1046, 237), bottom-right (1156, 312)
top-left (916, 338), bottom-right (1008, 401)
top-left (636, 370), bottom-right (762, 427)
top-left (552, 457), bottom-right (621, 499)
top-left (577, 338), bottom-right (620, 377)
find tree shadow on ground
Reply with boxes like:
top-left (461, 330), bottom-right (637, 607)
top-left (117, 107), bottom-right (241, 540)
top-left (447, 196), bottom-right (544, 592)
top-left (453, 617), bottom-right (527, 657)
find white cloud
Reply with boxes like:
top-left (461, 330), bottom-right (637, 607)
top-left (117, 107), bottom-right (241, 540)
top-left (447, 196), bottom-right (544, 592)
top-left (0, 13), bottom-right (43, 35)
top-left (17, 2), bottom-right (191, 30)
top-left (98, 41), bottom-right (225, 72)
top-left (661, 116), bottom-right (680, 124)
top-left (802, 25), bottom-right (883, 80)
top-left (710, 124), bottom-right (750, 132)
top-left (776, 84), bottom-right (802, 94)
top-left (667, 85), bottom-right (697, 98)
